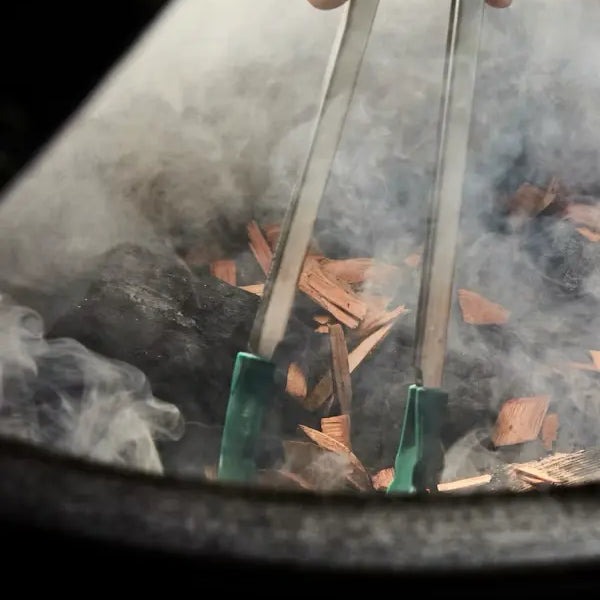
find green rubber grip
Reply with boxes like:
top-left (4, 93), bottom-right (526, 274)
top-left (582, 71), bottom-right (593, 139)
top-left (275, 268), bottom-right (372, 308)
top-left (387, 384), bottom-right (448, 494)
top-left (218, 352), bottom-right (276, 483)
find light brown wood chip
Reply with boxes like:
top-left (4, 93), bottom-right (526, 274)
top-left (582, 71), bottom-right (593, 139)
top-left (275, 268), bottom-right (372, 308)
top-left (210, 260), bottom-right (237, 286)
top-left (299, 280), bottom-right (360, 328)
top-left (298, 259), bottom-right (366, 328)
top-left (458, 289), bottom-right (510, 325)
top-left (541, 413), bottom-right (559, 451)
top-left (371, 467), bottom-right (395, 491)
top-left (286, 363), bottom-right (307, 400)
top-left (263, 223), bottom-right (321, 254)
top-left (566, 203), bottom-right (600, 232)
top-left (321, 414), bottom-right (351, 451)
top-left (313, 314), bottom-right (333, 325)
top-left (262, 223), bottom-right (281, 250)
top-left (506, 448), bottom-right (600, 491)
top-left (303, 322), bottom-right (395, 411)
top-left (512, 464), bottom-right (561, 484)
top-left (437, 474), bottom-right (492, 492)
top-left (590, 350), bottom-right (600, 370)
top-left (508, 178), bottom-right (558, 217)
top-left (247, 221), bottom-right (273, 275)
top-left (299, 425), bottom-right (372, 490)
top-left (404, 253), bottom-right (422, 268)
top-left (566, 350), bottom-right (600, 373)
top-left (507, 183), bottom-right (546, 216)
top-left (239, 283), bottom-right (264, 296)
top-left (492, 396), bottom-right (549, 447)
top-left (576, 227), bottom-right (600, 242)
top-left (356, 302), bottom-right (409, 338)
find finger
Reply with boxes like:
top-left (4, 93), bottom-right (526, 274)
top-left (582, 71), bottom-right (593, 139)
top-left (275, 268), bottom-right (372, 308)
top-left (306, 0), bottom-right (348, 9)
top-left (486, 0), bottom-right (513, 8)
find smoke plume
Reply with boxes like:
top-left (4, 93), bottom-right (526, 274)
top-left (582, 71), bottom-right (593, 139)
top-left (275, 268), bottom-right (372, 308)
top-left (0, 293), bottom-right (183, 473)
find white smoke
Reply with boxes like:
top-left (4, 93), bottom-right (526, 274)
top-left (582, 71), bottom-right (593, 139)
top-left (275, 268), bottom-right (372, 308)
top-left (1, 0), bottom-right (599, 483)
top-left (0, 293), bottom-right (183, 473)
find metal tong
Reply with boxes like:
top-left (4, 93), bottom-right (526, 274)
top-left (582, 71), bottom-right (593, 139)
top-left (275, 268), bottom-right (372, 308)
top-left (389, 0), bottom-right (484, 493)
top-left (218, 0), bottom-right (379, 482)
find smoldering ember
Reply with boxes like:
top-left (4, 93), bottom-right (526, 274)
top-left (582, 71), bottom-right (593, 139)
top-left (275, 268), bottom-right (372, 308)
top-left (2, 1), bottom-right (600, 493)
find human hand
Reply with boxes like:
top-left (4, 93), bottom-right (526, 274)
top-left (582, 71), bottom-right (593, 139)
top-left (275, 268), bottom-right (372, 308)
top-left (308, 0), bottom-right (511, 9)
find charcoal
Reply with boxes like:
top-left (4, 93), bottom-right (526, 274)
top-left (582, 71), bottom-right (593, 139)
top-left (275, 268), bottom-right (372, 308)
top-left (48, 244), bottom-right (329, 475)
top-left (522, 216), bottom-right (594, 296)
top-left (48, 244), bottom-right (260, 474)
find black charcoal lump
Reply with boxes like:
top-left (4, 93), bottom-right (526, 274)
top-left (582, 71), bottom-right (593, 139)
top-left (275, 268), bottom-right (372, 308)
top-left (49, 244), bottom-right (261, 474)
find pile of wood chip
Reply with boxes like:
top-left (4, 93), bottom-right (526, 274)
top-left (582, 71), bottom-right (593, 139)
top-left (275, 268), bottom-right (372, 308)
top-left (197, 175), bottom-right (600, 493)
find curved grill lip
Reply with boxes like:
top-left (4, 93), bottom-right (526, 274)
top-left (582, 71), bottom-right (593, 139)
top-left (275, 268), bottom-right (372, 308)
top-left (1, 436), bottom-right (600, 575)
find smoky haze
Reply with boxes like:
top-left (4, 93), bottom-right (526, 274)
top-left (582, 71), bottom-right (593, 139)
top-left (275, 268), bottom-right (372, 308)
top-left (0, 0), bottom-right (599, 483)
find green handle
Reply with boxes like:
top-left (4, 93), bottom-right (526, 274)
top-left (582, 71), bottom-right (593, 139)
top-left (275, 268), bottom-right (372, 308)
top-left (218, 352), bottom-right (276, 483)
top-left (388, 384), bottom-right (448, 494)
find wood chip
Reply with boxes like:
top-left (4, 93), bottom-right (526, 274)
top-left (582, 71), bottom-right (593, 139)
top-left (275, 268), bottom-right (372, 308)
top-left (247, 221), bottom-right (272, 275)
top-left (245, 227), bottom-right (367, 327)
top-left (507, 182), bottom-right (546, 216)
top-left (303, 259), bottom-right (367, 319)
top-left (348, 322), bottom-right (395, 372)
top-left (299, 425), bottom-right (372, 490)
top-left (566, 361), bottom-right (600, 372)
top-left (492, 396), bottom-right (549, 447)
top-left (540, 176), bottom-right (561, 212)
top-left (458, 289), bottom-right (510, 325)
top-left (356, 301), bottom-right (409, 338)
top-left (263, 223), bottom-right (321, 254)
top-left (286, 363), bottom-right (307, 400)
top-left (299, 282), bottom-right (360, 328)
top-left (321, 414), bottom-right (351, 450)
top-left (566, 350), bottom-right (600, 373)
top-left (565, 203), bottom-right (600, 232)
top-left (576, 227), bottom-right (600, 242)
top-left (541, 413), bottom-right (559, 451)
top-left (512, 464), bottom-right (561, 485)
top-left (204, 465), bottom-right (217, 480)
top-left (505, 448), bottom-right (600, 491)
top-left (437, 474), bottom-right (492, 492)
top-left (210, 260), bottom-right (237, 286)
top-left (262, 223), bottom-right (281, 250)
top-left (239, 283), bottom-right (264, 296)
top-left (328, 323), bottom-right (352, 415)
top-left (313, 314), bottom-right (333, 325)
top-left (590, 350), bottom-right (600, 370)
top-left (299, 258), bottom-right (367, 328)
top-left (303, 322), bottom-right (395, 411)
top-left (319, 258), bottom-right (401, 286)
top-left (404, 253), bottom-right (421, 268)
top-left (507, 178), bottom-right (558, 218)
top-left (371, 467), bottom-right (395, 491)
